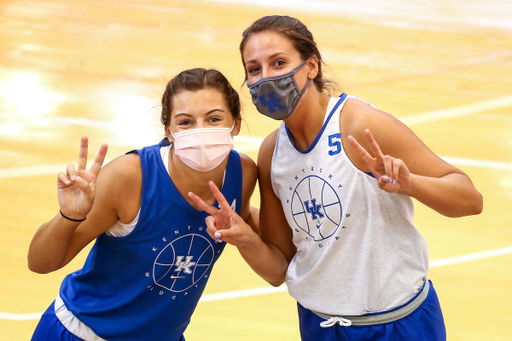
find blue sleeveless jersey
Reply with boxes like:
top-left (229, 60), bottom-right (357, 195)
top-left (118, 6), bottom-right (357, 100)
top-left (59, 139), bottom-right (242, 341)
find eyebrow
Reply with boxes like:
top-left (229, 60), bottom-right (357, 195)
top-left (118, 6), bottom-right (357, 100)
top-left (173, 108), bottom-right (226, 118)
top-left (205, 108), bottom-right (226, 116)
top-left (245, 51), bottom-right (289, 66)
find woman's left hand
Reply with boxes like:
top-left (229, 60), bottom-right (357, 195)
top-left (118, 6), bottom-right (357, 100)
top-left (348, 129), bottom-right (412, 193)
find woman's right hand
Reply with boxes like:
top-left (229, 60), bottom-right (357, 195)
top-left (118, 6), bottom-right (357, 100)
top-left (57, 136), bottom-right (108, 220)
top-left (188, 181), bottom-right (257, 246)
top-left (190, 180), bottom-right (292, 287)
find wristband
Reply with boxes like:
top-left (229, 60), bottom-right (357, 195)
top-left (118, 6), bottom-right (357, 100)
top-left (60, 210), bottom-right (86, 222)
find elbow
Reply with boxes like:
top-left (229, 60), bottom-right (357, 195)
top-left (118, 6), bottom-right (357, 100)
top-left (267, 278), bottom-right (286, 287)
top-left (257, 266), bottom-right (287, 287)
top-left (471, 191), bottom-right (484, 215)
top-left (28, 262), bottom-right (50, 274)
top-left (450, 191), bottom-right (483, 218)
top-left (464, 189), bottom-right (483, 216)
top-left (28, 262), bottom-right (48, 274)
top-left (27, 256), bottom-right (59, 274)
top-left (265, 271), bottom-right (287, 287)
top-left (463, 179), bottom-right (484, 216)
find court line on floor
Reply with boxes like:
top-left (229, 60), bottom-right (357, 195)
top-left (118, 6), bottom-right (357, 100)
top-left (2, 245), bottom-right (512, 321)
top-left (2, 94), bottom-right (512, 131)
top-left (400, 95), bottom-right (512, 126)
top-left (1, 155), bottom-right (510, 179)
top-left (198, 245), bottom-right (512, 303)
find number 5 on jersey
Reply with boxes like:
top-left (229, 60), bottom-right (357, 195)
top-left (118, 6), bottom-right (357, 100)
top-left (328, 133), bottom-right (342, 156)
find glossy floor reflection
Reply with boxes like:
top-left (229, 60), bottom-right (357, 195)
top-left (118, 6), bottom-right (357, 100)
top-left (1, 1), bottom-right (511, 340)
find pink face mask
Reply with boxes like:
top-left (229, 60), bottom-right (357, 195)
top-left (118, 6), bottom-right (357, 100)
top-left (170, 126), bottom-right (235, 172)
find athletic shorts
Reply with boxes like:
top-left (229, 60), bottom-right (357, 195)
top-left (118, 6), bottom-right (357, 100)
top-left (31, 302), bottom-right (84, 341)
top-left (31, 301), bottom-right (187, 341)
top-left (297, 280), bottom-right (446, 341)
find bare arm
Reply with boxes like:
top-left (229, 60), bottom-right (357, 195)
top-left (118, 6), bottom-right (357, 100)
top-left (250, 132), bottom-right (296, 285)
top-left (239, 153), bottom-right (259, 233)
top-left (28, 138), bottom-right (141, 273)
top-left (342, 99), bottom-right (483, 217)
top-left (188, 132), bottom-right (296, 286)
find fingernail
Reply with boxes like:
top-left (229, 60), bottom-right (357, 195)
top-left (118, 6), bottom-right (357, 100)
top-left (214, 232), bottom-right (223, 243)
top-left (392, 179), bottom-right (396, 185)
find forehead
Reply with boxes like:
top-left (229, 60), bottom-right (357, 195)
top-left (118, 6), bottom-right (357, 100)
top-left (171, 88), bottom-right (228, 114)
top-left (243, 31), bottom-right (299, 62)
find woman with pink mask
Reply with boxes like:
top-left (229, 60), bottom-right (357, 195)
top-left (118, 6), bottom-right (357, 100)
top-left (28, 68), bottom-right (257, 341)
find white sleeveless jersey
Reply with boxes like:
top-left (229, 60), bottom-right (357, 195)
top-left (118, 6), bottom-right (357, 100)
top-left (271, 95), bottom-right (429, 316)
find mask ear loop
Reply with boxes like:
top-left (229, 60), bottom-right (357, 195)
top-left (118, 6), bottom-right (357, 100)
top-left (298, 77), bottom-right (312, 98)
top-left (166, 126), bottom-right (175, 144)
top-left (229, 119), bottom-right (237, 133)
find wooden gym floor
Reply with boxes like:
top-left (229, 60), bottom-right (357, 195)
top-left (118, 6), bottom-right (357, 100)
top-left (0, 0), bottom-right (511, 340)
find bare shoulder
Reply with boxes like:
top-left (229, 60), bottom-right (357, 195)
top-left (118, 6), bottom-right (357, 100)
top-left (340, 97), bottom-right (461, 177)
top-left (261, 129), bottom-right (279, 147)
top-left (257, 129), bottom-right (279, 171)
top-left (341, 98), bottom-right (400, 140)
top-left (239, 152), bottom-right (258, 200)
top-left (101, 152), bottom-right (141, 181)
top-left (95, 152), bottom-right (142, 222)
top-left (239, 152), bottom-right (257, 183)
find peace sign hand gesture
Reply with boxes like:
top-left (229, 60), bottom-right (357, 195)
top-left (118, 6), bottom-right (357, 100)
top-left (347, 129), bottom-right (411, 193)
top-left (57, 136), bottom-right (108, 221)
top-left (188, 181), bottom-right (255, 246)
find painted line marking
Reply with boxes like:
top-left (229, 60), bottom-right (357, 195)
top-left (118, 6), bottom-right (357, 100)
top-left (199, 285), bottom-right (287, 302)
top-left (0, 161), bottom-right (111, 179)
top-left (400, 95), bottom-right (512, 126)
top-left (442, 157), bottom-right (512, 171)
top-left (1, 155), bottom-right (510, 179)
top-left (429, 245), bottom-right (512, 268)
top-left (0, 312), bottom-right (43, 321)
top-left (2, 94), bottom-right (512, 131)
top-left (2, 245), bottom-right (512, 320)
top-left (0, 111), bottom-right (112, 128)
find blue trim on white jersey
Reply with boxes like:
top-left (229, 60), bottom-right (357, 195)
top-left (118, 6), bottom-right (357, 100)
top-left (285, 93), bottom-right (348, 154)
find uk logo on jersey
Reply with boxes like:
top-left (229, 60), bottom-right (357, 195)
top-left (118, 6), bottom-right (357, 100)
top-left (291, 175), bottom-right (342, 242)
top-left (304, 199), bottom-right (324, 220)
top-left (151, 233), bottom-right (215, 293)
top-left (173, 256), bottom-right (196, 275)
top-left (145, 199), bottom-right (236, 297)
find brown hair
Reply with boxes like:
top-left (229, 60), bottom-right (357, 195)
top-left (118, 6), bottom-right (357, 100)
top-left (240, 15), bottom-right (339, 95)
top-left (161, 68), bottom-right (241, 126)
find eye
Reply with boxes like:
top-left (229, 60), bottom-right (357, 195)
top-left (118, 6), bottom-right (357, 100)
top-left (248, 65), bottom-right (260, 74)
top-left (176, 119), bottom-right (192, 126)
top-left (208, 116), bottom-right (222, 123)
top-left (274, 60), bottom-right (286, 67)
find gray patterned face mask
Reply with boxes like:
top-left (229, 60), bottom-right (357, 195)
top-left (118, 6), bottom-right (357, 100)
top-left (247, 61), bottom-right (311, 120)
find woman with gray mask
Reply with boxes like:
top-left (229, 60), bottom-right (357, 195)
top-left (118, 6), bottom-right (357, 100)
top-left (28, 68), bottom-right (258, 341)
top-left (189, 15), bottom-right (483, 341)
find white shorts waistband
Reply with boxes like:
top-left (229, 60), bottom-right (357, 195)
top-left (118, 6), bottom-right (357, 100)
top-left (54, 295), bottom-right (107, 341)
top-left (313, 280), bottom-right (430, 327)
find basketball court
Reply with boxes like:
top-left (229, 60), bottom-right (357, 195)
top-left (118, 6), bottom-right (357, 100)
top-left (1, 0), bottom-right (511, 340)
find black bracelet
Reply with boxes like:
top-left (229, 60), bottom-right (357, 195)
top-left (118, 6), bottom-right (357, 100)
top-left (60, 210), bottom-right (86, 222)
